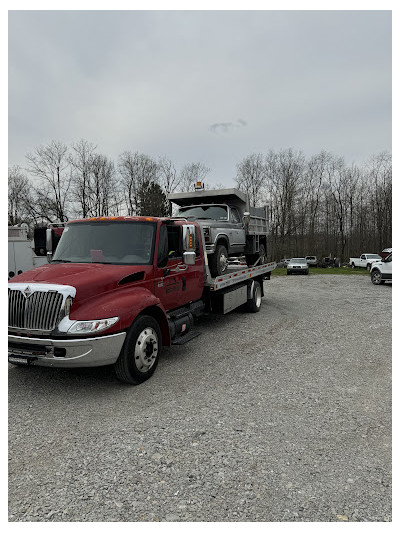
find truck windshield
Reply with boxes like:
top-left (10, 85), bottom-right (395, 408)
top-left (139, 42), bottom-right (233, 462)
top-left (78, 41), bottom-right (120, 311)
top-left (178, 205), bottom-right (228, 220)
top-left (52, 221), bottom-right (156, 265)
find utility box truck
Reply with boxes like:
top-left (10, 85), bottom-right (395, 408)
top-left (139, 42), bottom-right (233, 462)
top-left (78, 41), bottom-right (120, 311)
top-left (8, 215), bottom-right (276, 384)
top-left (8, 225), bottom-right (65, 279)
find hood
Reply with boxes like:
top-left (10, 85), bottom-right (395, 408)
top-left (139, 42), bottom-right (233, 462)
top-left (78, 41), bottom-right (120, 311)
top-left (9, 263), bottom-right (152, 303)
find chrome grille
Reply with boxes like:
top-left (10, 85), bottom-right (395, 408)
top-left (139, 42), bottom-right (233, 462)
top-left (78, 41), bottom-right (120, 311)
top-left (8, 288), bottom-right (64, 331)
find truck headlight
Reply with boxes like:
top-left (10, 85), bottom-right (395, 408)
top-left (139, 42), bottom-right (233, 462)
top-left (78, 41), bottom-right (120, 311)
top-left (67, 317), bottom-right (119, 335)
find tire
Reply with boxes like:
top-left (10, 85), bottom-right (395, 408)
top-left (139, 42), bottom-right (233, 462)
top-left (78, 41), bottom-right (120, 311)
top-left (371, 269), bottom-right (384, 285)
top-left (258, 244), bottom-right (267, 264)
top-left (367, 263), bottom-right (371, 271)
top-left (287, 270), bottom-right (291, 275)
top-left (246, 280), bottom-right (262, 313)
top-left (209, 244), bottom-right (228, 277)
top-left (351, 262), bottom-right (355, 269)
top-left (115, 315), bottom-right (162, 385)
top-left (245, 244), bottom-right (267, 268)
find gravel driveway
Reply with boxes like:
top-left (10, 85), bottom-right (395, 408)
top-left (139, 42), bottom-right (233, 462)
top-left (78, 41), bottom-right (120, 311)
top-left (8, 274), bottom-right (392, 522)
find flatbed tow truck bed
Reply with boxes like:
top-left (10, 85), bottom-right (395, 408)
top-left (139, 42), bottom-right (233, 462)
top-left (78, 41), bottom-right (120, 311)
top-left (206, 262), bottom-right (277, 291)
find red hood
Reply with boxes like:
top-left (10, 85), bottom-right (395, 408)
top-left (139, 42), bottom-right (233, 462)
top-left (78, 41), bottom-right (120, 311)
top-left (9, 263), bottom-right (153, 303)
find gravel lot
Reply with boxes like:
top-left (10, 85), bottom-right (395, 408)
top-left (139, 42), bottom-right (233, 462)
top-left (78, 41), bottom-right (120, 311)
top-left (8, 274), bottom-right (392, 522)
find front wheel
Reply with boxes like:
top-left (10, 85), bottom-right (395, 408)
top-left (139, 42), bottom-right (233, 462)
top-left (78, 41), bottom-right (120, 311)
top-left (115, 315), bottom-right (162, 385)
top-left (246, 280), bottom-right (262, 313)
top-left (209, 244), bottom-right (228, 277)
top-left (371, 269), bottom-right (384, 285)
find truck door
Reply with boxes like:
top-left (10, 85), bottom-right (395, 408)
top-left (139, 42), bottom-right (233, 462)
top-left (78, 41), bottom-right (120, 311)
top-left (360, 254), bottom-right (366, 267)
top-left (154, 223), bottom-right (203, 311)
top-left (230, 207), bottom-right (246, 249)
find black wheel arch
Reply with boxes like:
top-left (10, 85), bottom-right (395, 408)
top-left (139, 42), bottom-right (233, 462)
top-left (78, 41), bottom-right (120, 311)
top-left (215, 235), bottom-right (229, 254)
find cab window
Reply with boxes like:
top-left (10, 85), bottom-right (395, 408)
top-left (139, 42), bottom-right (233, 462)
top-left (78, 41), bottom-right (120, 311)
top-left (230, 207), bottom-right (241, 224)
top-left (167, 226), bottom-right (182, 259)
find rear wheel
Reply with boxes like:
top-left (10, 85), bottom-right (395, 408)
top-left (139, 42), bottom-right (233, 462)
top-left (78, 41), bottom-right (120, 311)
top-left (209, 244), bottom-right (228, 277)
top-left (246, 280), bottom-right (262, 313)
top-left (246, 243), bottom-right (267, 267)
top-left (115, 315), bottom-right (162, 385)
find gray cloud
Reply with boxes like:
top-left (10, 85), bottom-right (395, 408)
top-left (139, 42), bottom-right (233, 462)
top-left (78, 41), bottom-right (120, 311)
top-left (8, 11), bottom-right (391, 185)
top-left (209, 119), bottom-right (248, 134)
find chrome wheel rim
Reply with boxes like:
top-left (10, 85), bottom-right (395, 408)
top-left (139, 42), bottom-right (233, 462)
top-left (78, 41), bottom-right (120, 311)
top-left (372, 272), bottom-right (381, 284)
top-left (255, 284), bottom-right (262, 308)
top-left (220, 252), bottom-right (228, 272)
top-left (134, 327), bottom-right (158, 372)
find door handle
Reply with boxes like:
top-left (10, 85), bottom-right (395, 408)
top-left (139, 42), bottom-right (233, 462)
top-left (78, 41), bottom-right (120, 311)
top-left (172, 264), bottom-right (188, 272)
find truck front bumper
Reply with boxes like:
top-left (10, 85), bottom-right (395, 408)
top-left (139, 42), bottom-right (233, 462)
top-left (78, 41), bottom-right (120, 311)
top-left (8, 332), bottom-right (126, 368)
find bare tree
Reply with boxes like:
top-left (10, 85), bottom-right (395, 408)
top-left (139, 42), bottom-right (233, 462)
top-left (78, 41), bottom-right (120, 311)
top-left (8, 166), bottom-right (32, 226)
top-left (88, 154), bottom-right (119, 217)
top-left (235, 153), bottom-right (265, 207)
top-left (69, 139), bottom-right (97, 218)
top-left (157, 156), bottom-right (181, 215)
top-left (265, 149), bottom-right (305, 258)
top-left (118, 151), bottom-right (158, 215)
top-left (366, 152), bottom-right (392, 251)
top-left (25, 140), bottom-right (71, 222)
top-left (179, 162), bottom-right (211, 192)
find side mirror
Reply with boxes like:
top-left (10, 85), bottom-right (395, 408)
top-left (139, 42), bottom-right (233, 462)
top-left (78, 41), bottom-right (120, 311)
top-left (46, 228), bottom-right (53, 263)
top-left (243, 212), bottom-right (250, 225)
top-left (183, 251), bottom-right (196, 266)
top-left (182, 224), bottom-right (196, 266)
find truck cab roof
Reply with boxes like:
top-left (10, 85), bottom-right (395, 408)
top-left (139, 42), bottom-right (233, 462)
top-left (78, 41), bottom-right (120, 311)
top-left (67, 216), bottom-right (194, 226)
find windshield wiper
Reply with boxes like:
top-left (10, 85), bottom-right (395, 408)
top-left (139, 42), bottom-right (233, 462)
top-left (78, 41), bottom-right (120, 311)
top-left (51, 259), bottom-right (72, 263)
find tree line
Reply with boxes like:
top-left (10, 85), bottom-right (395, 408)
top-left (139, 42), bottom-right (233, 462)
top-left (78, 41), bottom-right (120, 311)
top-left (8, 139), bottom-right (213, 226)
top-left (235, 149), bottom-right (391, 261)
top-left (8, 140), bottom-right (391, 262)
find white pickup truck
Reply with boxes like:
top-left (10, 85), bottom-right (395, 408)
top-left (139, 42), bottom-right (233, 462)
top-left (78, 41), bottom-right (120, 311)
top-left (370, 253), bottom-right (392, 285)
top-left (349, 253), bottom-right (382, 269)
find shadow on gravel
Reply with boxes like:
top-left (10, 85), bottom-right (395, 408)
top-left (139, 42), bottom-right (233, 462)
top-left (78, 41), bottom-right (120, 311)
top-left (8, 363), bottom-right (122, 390)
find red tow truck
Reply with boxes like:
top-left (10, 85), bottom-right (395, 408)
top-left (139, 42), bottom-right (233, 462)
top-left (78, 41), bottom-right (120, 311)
top-left (8, 216), bottom-right (276, 384)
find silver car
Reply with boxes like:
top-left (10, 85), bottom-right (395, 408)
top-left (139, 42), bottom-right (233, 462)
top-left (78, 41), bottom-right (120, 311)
top-left (306, 255), bottom-right (318, 267)
top-left (287, 257), bottom-right (309, 275)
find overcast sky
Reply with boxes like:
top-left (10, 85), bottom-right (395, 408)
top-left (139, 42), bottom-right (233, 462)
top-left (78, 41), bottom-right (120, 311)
top-left (8, 10), bottom-right (392, 186)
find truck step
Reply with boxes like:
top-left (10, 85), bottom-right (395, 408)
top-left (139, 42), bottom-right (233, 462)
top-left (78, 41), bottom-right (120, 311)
top-left (172, 330), bottom-right (201, 345)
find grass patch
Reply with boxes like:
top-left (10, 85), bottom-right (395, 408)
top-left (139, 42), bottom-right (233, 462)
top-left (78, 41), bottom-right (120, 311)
top-left (271, 267), bottom-right (370, 277)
